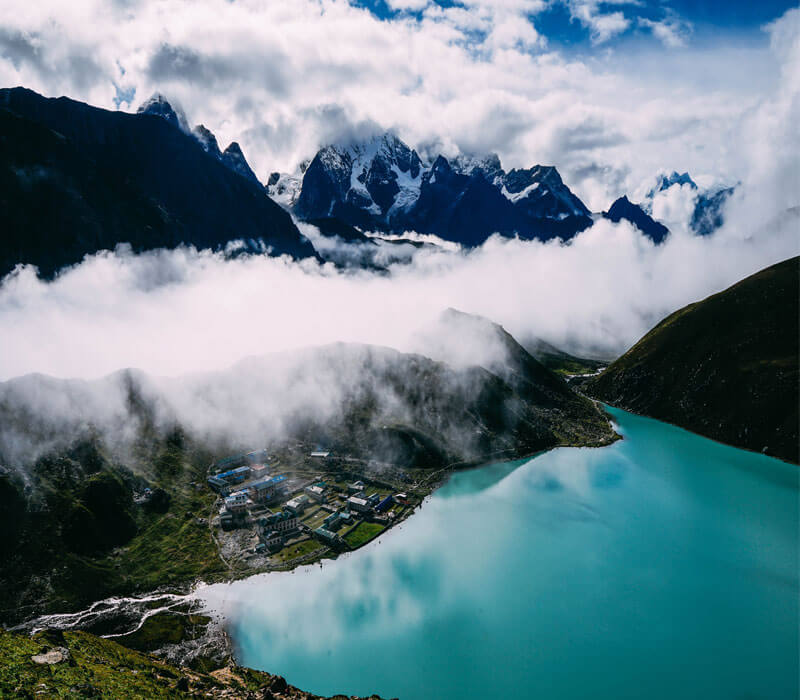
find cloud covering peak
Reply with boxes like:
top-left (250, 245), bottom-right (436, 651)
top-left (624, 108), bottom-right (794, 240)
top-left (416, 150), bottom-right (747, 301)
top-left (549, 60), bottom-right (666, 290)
top-left (0, 1), bottom-right (794, 209)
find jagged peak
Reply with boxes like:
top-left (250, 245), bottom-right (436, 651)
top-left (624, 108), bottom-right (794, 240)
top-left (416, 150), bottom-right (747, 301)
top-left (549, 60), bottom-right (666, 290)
top-left (136, 93), bottom-right (189, 132)
top-left (429, 154), bottom-right (453, 175)
top-left (452, 152), bottom-right (502, 177)
top-left (529, 165), bottom-right (563, 186)
top-left (220, 141), bottom-right (260, 185)
top-left (297, 128), bottom-right (591, 229)
top-left (317, 130), bottom-right (422, 170)
top-left (604, 194), bottom-right (670, 243)
top-left (136, 92), bottom-right (171, 113)
top-left (223, 141), bottom-right (244, 157)
top-left (192, 124), bottom-right (221, 159)
top-left (610, 194), bottom-right (632, 207)
top-left (648, 170), bottom-right (698, 198)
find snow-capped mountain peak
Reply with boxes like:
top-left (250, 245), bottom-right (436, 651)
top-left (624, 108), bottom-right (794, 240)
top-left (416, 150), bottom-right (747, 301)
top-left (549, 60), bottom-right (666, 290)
top-left (498, 165), bottom-right (590, 217)
top-left (266, 171), bottom-right (304, 208)
top-left (293, 130), bottom-right (594, 245)
top-left (451, 153), bottom-right (502, 181)
top-left (296, 131), bottom-right (430, 220)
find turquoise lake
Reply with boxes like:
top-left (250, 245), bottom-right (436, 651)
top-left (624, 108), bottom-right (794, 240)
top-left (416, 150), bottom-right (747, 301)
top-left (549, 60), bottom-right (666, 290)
top-left (200, 407), bottom-right (799, 699)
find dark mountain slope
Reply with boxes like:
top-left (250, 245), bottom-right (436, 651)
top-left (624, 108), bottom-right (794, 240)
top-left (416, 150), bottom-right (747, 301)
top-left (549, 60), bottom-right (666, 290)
top-left (585, 257), bottom-right (799, 463)
top-left (0, 109), bottom-right (177, 277)
top-left (0, 87), bottom-right (315, 277)
top-left (603, 195), bottom-right (669, 243)
top-left (401, 156), bottom-right (520, 245)
top-left (305, 216), bottom-right (375, 244)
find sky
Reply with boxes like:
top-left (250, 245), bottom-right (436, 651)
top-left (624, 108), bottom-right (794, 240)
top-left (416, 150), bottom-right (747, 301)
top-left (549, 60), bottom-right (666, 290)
top-left (0, 0), bottom-right (797, 386)
top-left (0, 0), bottom-right (796, 208)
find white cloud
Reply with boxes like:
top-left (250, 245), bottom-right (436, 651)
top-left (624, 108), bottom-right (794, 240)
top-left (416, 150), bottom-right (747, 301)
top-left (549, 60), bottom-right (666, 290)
top-left (0, 0), bottom-right (785, 210)
top-left (0, 3), bottom-right (796, 395)
top-left (649, 183), bottom-right (698, 232)
top-left (0, 199), bottom-right (796, 383)
top-left (639, 16), bottom-right (692, 48)
top-left (566, 1), bottom-right (630, 44)
top-left (386, 0), bottom-right (431, 10)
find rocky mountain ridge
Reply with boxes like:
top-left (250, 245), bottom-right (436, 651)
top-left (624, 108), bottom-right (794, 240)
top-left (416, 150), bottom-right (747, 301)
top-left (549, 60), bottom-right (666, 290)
top-left (285, 131), bottom-right (594, 245)
top-left (0, 87), bottom-right (316, 277)
top-left (277, 134), bottom-right (735, 247)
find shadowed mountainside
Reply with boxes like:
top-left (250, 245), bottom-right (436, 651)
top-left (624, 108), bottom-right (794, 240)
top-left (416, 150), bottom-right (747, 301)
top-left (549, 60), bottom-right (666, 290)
top-left (0, 87), bottom-right (316, 278)
top-left (584, 257), bottom-right (799, 463)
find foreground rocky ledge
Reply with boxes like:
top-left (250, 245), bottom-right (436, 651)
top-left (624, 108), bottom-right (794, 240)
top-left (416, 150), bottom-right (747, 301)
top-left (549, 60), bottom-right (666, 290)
top-left (0, 628), bottom-right (391, 700)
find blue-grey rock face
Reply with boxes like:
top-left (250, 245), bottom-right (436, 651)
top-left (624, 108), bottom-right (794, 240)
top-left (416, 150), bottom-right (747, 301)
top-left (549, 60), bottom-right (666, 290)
top-left (647, 170), bottom-right (697, 198)
top-left (691, 186), bottom-right (735, 236)
top-left (220, 142), bottom-right (260, 186)
top-left (136, 93), bottom-right (189, 132)
top-left (294, 132), bottom-right (593, 245)
top-left (192, 124), bottom-right (222, 160)
top-left (643, 170), bottom-right (736, 236)
top-left (604, 195), bottom-right (670, 243)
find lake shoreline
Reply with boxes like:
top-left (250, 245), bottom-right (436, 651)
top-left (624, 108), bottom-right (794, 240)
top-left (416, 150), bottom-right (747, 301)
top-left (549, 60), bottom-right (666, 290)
top-left (197, 407), bottom-right (799, 700)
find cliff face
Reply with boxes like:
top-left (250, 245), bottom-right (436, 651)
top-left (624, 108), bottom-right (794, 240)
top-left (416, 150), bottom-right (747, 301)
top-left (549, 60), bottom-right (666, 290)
top-left (585, 257), bottom-right (799, 463)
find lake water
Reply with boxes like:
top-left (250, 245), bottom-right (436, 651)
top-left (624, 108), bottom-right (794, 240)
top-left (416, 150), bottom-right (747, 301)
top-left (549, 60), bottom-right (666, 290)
top-left (199, 407), bottom-right (799, 699)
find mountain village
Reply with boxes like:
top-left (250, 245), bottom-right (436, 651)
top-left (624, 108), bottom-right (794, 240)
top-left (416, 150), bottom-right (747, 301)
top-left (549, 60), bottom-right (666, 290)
top-left (206, 448), bottom-right (419, 568)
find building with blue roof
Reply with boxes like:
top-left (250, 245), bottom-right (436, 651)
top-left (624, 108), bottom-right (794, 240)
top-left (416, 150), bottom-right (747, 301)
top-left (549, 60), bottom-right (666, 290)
top-left (249, 474), bottom-right (287, 503)
top-left (207, 475), bottom-right (229, 494)
top-left (376, 495), bottom-right (393, 512)
top-left (215, 465), bottom-right (251, 484)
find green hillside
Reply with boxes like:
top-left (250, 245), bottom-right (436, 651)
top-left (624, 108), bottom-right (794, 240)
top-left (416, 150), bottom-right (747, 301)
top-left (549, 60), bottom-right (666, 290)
top-left (585, 257), bottom-right (799, 463)
top-left (0, 628), bottom-right (386, 699)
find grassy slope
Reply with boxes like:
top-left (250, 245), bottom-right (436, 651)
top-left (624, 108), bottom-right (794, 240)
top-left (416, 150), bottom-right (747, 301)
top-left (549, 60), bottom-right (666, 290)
top-left (585, 257), bottom-right (799, 463)
top-left (343, 521), bottom-right (386, 549)
top-left (525, 338), bottom-right (605, 376)
top-left (0, 628), bottom-right (385, 699)
top-left (0, 436), bottom-right (226, 626)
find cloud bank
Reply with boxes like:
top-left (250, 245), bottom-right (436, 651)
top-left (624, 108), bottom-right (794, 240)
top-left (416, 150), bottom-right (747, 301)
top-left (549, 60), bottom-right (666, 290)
top-left (0, 201), bottom-right (796, 383)
top-left (0, 4), bottom-right (796, 415)
top-left (0, 0), bottom-right (791, 209)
